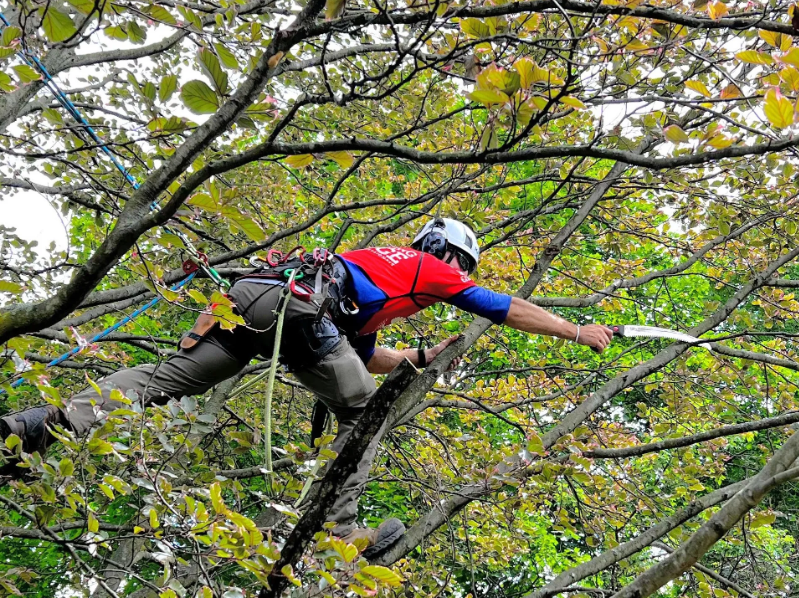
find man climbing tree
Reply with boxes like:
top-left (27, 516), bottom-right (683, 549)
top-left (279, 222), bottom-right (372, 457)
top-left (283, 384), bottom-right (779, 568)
top-left (0, 217), bottom-right (612, 558)
top-left (6, 0), bottom-right (799, 596)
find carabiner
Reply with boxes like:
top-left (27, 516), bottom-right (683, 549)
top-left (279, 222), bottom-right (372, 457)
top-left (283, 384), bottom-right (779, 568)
top-left (289, 276), bottom-right (313, 302)
top-left (312, 247), bottom-right (329, 267)
top-left (266, 248), bottom-right (284, 267)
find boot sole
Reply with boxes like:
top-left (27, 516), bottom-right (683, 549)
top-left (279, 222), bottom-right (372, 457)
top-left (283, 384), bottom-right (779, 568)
top-left (363, 518), bottom-right (405, 559)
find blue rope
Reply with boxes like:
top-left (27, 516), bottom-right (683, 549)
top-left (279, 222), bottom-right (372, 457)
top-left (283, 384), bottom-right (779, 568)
top-left (2, 273), bottom-right (197, 392)
top-left (0, 10), bottom-right (229, 391)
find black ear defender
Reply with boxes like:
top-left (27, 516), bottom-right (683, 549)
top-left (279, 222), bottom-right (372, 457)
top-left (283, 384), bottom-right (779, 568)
top-left (419, 218), bottom-right (449, 260)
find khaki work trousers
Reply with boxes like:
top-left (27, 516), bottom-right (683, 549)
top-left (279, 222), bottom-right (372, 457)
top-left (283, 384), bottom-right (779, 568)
top-left (29, 282), bottom-right (379, 535)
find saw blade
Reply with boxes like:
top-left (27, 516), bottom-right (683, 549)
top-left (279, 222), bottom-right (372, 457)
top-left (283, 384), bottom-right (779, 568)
top-left (608, 325), bottom-right (712, 350)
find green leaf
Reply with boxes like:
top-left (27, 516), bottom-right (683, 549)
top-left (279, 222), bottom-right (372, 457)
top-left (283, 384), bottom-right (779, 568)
top-left (0, 71), bottom-right (16, 91)
top-left (40, 8), bottom-right (77, 42)
top-left (159, 74), bottom-right (178, 102)
top-left (42, 107), bottom-right (63, 124)
top-left (148, 116), bottom-right (187, 133)
top-left (104, 25), bottom-right (128, 41)
top-left (141, 81), bottom-right (156, 102)
top-left (461, 18), bottom-right (490, 38)
top-left (325, 0), bottom-right (346, 20)
top-left (147, 5), bottom-right (177, 25)
top-left (0, 281), bottom-right (23, 293)
top-left (180, 80), bottom-right (219, 114)
top-left (177, 6), bottom-right (203, 30)
top-left (128, 21), bottom-right (147, 44)
top-left (66, 0), bottom-right (96, 15)
top-left (58, 458), bottom-right (74, 477)
top-left (13, 64), bottom-right (40, 83)
top-left (214, 43), bottom-right (239, 69)
top-left (198, 48), bottom-right (229, 95)
top-left (1, 26), bottom-right (21, 46)
top-left (188, 193), bottom-right (217, 210)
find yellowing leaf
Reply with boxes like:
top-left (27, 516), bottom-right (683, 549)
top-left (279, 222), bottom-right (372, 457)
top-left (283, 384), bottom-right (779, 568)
top-left (561, 96), bottom-right (586, 110)
top-left (325, 0), bottom-right (346, 20)
top-left (468, 89), bottom-right (510, 106)
top-left (342, 543), bottom-right (359, 562)
top-left (736, 50), bottom-right (773, 65)
top-left (361, 566), bottom-right (403, 586)
top-left (514, 58), bottom-right (562, 87)
top-left (88, 513), bottom-right (99, 533)
top-left (782, 47), bottom-right (799, 67)
top-left (780, 66), bottom-right (799, 91)
top-left (286, 154), bottom-right (314, 168)
top-left (760, 29), bottom-right (792, 50)
top-left (180, 80), bottom-right (219, 114)
top-left (750, 512), bottom-right (776, 529)
top-left (327, 151), bottom-right (355, 168)
top-left (707, 0), bottom-right (728, 19)
top-left (764, 88), bottom-right (794, 128)
top-left (0, 281), bottom-right (23, 293)
top-left (149, 508), bottom-right (160, 529)
top-left (210, 481), bottom-right (226, 513)
top-left (720, 83), bottom-right (742, 99)
top-left (664, 124), bottom-right (690, 143)
top-left (188, 289), bottom-right (208, 304)
top-left (685, 80), bottom-right (711, 97)
top-left (625, 39), bottom-right (649, 52)
top-left (707, 134), bottom-right (733, 149)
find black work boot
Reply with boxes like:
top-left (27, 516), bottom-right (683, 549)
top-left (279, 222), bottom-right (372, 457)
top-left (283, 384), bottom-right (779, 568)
top-left (0, 405), bottom-right (68, 478)
top-left (341, 518), bottom-right (406, 560)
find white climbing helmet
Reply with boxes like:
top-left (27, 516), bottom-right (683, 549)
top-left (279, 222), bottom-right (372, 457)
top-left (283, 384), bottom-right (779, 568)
top-left (412, 218), bottom-right (480, 273)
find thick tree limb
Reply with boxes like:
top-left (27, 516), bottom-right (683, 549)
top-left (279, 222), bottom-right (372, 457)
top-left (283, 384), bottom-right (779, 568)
top-left (609, 430), bottom-right (799, 597)
top-left (258, 361), bottom-right (418, 598)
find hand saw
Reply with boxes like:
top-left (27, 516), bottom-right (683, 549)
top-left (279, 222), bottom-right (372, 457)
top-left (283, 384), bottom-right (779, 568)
top-left (607, 325), bottom-right (712, 350)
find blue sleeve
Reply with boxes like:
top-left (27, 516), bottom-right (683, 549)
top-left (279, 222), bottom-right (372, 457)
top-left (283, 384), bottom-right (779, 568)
top-left (350, 332), bottom-right (377, 364)
top-left (447, 287), bottom-right (512, 324)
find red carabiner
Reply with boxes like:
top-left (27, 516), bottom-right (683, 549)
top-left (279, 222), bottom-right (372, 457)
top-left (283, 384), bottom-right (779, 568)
top-left (266, 248), bottom-right (284, 267)
top-left (282, 245), bottom-right (307, 263)
top-left (289, 277), bottom-right (313, 302)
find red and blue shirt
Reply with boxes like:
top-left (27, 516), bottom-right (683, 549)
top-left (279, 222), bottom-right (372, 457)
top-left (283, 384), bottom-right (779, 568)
top-left (336, 247), bottom-right (512, 362)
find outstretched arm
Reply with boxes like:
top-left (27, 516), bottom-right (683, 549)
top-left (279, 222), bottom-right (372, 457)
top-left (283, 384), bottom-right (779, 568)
top-left (504, 297), bottom-right (613, 352)
top-left (366, 336), bottom-right (461, 374)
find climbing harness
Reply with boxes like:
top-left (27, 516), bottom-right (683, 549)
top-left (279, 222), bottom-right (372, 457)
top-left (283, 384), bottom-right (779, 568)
top-left (243, 246), bottom-right (357, 324)
top-left (607, 325), bottom-right (712, 350)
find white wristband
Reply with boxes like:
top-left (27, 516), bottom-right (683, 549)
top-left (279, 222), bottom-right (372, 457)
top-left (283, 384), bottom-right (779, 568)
top-left (574, 325), bottom-right (580, 343)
